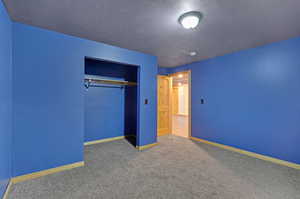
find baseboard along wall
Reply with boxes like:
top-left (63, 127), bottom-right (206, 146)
top-left (190, 136), bottom-right (300, 170)
top-left (11, 161), bottom-right (85, 184)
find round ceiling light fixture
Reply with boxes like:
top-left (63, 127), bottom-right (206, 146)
top-left (178, 11), bottom-right (203, 29)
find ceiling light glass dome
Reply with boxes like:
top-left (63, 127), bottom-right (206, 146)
top-left (178, 11), bottom-right (203, 29)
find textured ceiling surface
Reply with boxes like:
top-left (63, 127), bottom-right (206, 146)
top-left (3, 0), bottom-right (300, 67)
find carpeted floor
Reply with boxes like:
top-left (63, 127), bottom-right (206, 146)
top-left (9, 135), bottom-right (300, 199)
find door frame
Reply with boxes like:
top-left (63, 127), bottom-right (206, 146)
top-left (188, 70), bottom-right (191, 138)
top-left (168, 70), bottom-right (192, 138)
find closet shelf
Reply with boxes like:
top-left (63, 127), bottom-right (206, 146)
top-left (84, 78), bottom-right (137, 88)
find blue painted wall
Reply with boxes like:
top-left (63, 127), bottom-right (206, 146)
top-left (0, 1), bottom-right (12, 197)
top-left (163, 37), bottom-right (300, 164)
top-left (84, 86), bottom-right (125, 142)
top-left (158, 67), bottom-right (172, 75)
top-left (124, 86), bottom-right (138, 138)
top-left (12, 23), bottom-right (157, 177)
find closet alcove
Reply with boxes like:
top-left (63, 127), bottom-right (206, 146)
top-left (84, 57), bottom-right (138, 147)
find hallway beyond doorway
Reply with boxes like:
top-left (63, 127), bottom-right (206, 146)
top-left (172, 115), bottom-right (189, 138)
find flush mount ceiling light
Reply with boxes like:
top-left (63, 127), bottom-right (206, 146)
top-left (178, 11), bottom-right (203, 29)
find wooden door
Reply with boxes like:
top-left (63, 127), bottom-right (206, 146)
top-left (157, 75), bottom-right (171, 136)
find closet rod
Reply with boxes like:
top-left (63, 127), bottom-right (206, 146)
top-left (87, 84), bottom-right (124, 89)
top-left (84, 78), bottom-right (137, 86)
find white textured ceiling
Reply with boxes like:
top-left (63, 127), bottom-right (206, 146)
top-left (3, 0), bottom-right (300, 67)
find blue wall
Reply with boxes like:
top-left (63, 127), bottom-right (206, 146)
top-left (12, 23), bottom-right (157, 177)
top-left (158, 67), bottom-right (172, 75)
top-left (84, 86), bottom-right (125, 142)
top-left (0, 1), bottom-right (12, 197)
top-left (163, 37), bottom-right (300, 164)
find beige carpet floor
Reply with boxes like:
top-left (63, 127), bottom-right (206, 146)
top-left (8, 135), bottom-right (300, 199)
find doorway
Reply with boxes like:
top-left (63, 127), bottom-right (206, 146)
top-left (157, 70), bottom-right (191, 138)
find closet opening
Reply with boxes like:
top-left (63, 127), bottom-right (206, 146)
top-left (157, 70), bottom-right (191, 138)
top-left (84, 57), bottom-right (139, 147)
